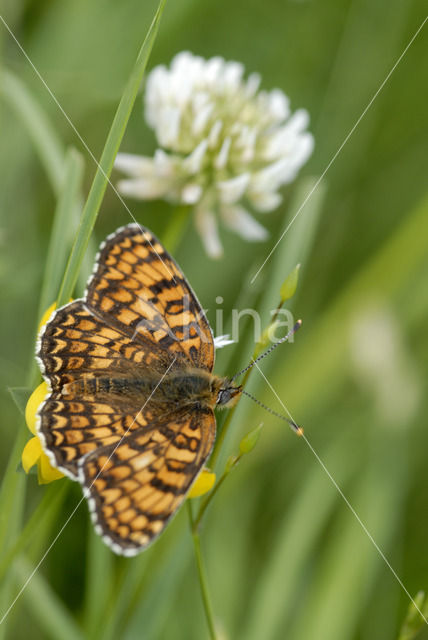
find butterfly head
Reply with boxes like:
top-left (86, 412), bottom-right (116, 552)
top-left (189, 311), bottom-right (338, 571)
top-left (214, 378), bottom-right (243, 408)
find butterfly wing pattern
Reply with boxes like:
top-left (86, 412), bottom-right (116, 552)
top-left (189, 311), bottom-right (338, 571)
top-left (36, 224), bottom-right (219, 555)
top-left (82, 406), bottom-right (216, 554)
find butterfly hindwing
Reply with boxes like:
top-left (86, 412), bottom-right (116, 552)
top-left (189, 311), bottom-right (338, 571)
top-left (37, 391), bottom-right (164, 479)
top-left (80, 405), bottom-right (216, 555)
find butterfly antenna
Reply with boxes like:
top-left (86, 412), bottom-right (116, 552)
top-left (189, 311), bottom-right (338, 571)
top-left (242, 389), bottom-right (303, 436)
top-left (231, 320), bottom-right (302, 382)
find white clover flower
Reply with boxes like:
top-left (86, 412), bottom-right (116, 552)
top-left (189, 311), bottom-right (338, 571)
top-left (213, 334), bottom-right (234, 349)
top-left (115, 51), bottom-right (314, 258)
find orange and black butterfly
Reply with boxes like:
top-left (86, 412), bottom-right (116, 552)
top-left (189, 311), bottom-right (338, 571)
top-left (36, 224), bottom-right (243, 555)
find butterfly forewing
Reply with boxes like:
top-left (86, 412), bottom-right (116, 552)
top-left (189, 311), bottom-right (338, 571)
top-left (38, 300), bottom-right (172, 386)
top-left (86, 225), bottom-right (214, 371)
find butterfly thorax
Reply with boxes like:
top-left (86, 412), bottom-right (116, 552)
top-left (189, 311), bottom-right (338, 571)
top-left (160, 371), bottom-right (242, 409)
top-left (63, 370), bottom-right (241, 410)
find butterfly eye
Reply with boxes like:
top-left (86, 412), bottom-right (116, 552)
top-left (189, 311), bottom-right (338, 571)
top-left (217, 389), bottom-right (231, 406)
top-left (217, 385), bottom-right (242, 407)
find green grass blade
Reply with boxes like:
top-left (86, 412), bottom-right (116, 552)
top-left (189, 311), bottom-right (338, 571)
top-left (268, 190), bottom-right (428, 415)
top-left (56, 0), bottom-right (167, 308)
top-left (123, 543), bottom-right (191, 640)
top-left (161, 205), bottom-right (191, 253)
top-left (0, 149), bottom-right (84, 582)
top-left (12, 557), bottom-right (84, 640)
top-left (0, 432), bottom-right (27, 558)
top-left (38, 147), bottom-right (84, 317)
top-left (0, 116), bottom-right (81, 640)
top-left (0, 457), bottom-right (26, 640)
top-left (290, 431), bottom-right (408, 640)
top-left (213, 175), bottom-right (326, 468)
top-left (83, 528), bottom-right (114, 638)
top-left (260, 175), bottom-right (326, 316)
top-left (100, 520), bottom-right (189, 640)
top-left (7, 387), bottom-right (32, 415)
top-left (242, 429), bottom-right (360, 640)
top-left (0, 147), bottom-right (84, 540)
top-left (1, 70), bottom-right (65, 194)
top-left (398, 591), bottom-right (428, 640)
top-left (0, 483), bottom-right (68, 585)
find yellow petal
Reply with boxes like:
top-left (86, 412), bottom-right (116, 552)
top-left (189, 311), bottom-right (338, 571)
top-left (188, 469), bottom-right (216, 498)
top-left (25, 381), bottom-right (48, 435)
top-left (38, 300), bottom-right (72, 334)
top-left (38, 452), bottom-right (64, 484)
top-left (38, 302), bottom-right (57, 333)
top-left (22, 437), bottom-right (42, 473)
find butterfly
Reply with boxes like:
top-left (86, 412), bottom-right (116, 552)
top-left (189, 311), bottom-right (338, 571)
top-left (36, 224), bottom-right (243, 555)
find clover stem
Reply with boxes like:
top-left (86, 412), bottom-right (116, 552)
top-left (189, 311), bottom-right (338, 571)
top-left (161, 205), bottom-right (191, 254)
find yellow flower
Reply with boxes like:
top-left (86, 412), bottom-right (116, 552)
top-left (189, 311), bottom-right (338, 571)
top-left (22, 302), bottom-right (69, 485)
top-left (188, 469), bottom-right (216, 498)
top-left (38, 301), bottom-right (58, 333)
top-left (25, 380), bottom-right (47, 436)
top-left (22, 382), bottom-right (64, 484)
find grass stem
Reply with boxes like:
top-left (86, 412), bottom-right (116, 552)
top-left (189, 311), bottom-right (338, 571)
top-left (187, 502), bottom-right (218, 640)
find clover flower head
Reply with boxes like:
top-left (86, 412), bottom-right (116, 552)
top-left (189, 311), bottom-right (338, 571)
top-left (115, 51), bottom-right (314, 257)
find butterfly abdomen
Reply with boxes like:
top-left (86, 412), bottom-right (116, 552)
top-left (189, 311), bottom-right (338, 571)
top-left (63, 375), bottom-right (157, 397)
top-left (62, 371), bottom-right (219, 407)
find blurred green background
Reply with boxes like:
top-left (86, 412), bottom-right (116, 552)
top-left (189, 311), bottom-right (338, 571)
top-left (1, 0), bottom-right (428, 638)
